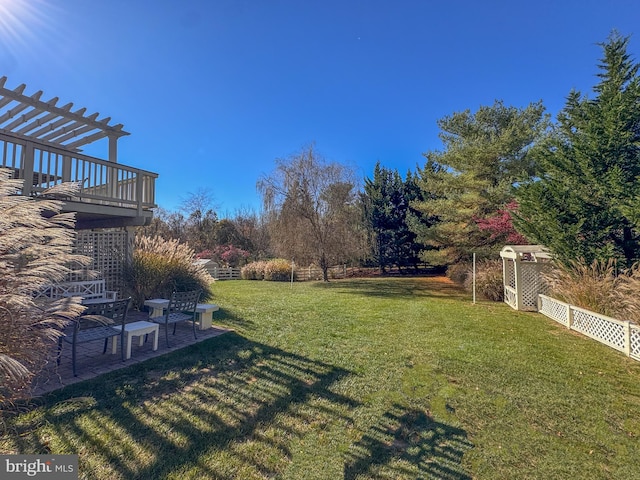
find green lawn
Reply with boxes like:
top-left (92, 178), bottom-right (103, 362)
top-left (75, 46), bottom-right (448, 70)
top-left (2, 277), bottom-right (640, 479)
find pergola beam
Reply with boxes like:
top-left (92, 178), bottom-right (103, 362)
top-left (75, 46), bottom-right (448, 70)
top-left (0, 77), bottom-right (129, 152)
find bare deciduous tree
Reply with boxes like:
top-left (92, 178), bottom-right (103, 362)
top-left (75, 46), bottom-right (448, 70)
top-left (257, 144), bottom-right (363, 281)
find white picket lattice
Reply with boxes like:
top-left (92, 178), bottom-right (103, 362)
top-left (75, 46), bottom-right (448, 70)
top-left (520, 263), bottom-right (547, 309)
top-left (538, 294), bottom-right (640, 361)
top-left (504, 286), bottom-right (517, 310)
top-left (631, 325), bottom-right (640, 361)
top-left (538, 294), bottom-right (570, 327)
top-left (501, 246), bottom-right (551, 311)
top-left (571, 307), bottom-right (626, 352)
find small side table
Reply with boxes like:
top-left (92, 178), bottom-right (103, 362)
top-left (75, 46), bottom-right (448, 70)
top-left (144, 298), bottom-right (169, 318)
top-left (195, 303), bottom-right (219, 330)
top-left (143, 298), bottom-right (219, 330)
top-left (112, 321), bottom-right (159, 359)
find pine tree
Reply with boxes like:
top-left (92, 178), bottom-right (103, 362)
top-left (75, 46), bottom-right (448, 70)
top-left (362, 163), bottom-right (422, 272)
top-left (413, 100), bottom-right (548, 266)
top-left (515, 32), bottom-right (640, 267)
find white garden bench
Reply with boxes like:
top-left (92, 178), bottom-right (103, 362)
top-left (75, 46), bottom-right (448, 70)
top-left (35, 280), bottom-right (118, 303)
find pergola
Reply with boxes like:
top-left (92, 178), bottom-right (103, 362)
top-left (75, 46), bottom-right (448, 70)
top-left (0, 77), bottom-right (158, 291)
top-left (500, 245), bottom-right (552, 311)
top-left (0, 76), bottom-right (129, 161)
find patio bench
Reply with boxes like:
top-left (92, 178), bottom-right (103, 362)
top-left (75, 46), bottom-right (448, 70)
top-left (35, 279), bottom-right (118, 303)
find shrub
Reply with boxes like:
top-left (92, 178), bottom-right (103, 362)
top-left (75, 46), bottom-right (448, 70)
top-left (241, 259), bottom-right (293, 281)
top-left (196, 249), bottom-right (214, 259)
top-left (447, 263), bottom-right (471, 285)
top-left (241, 261), bottom-right (267, 280)
top-left (464, 259), bottom-right (504, 302)
top-left (123, 235), bottom-right (214, 310)
top-left (214, 244), bottom-right (250, 267)
top-left (263, 259), bottom-right (293, 282)
top-left (0, 170), bottom-right (88, 404)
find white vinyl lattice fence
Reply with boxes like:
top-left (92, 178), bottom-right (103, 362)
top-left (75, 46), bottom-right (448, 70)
top-left (538, 294), bottom-right (640, 361)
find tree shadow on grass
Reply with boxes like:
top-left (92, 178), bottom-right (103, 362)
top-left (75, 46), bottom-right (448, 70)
top-left (215, 306), bottom-right (254, 329)
top-left (313, 277), bottom-right (469, 301)
top-left (345, 403), bottom-right (473, 480)
top-left (5, 333), bottom-right (358, 479)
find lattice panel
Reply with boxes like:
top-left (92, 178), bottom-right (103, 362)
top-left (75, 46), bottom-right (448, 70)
top-left (631, 325), bottom-right (640, 360)
top-left (538, 295), bottom-right (569, 327)
top-left (572, 309), bottom-right (625, 352)
top-left (504, 286), bottom-right (517, 309)
top-left (520, 264), bottom-right (544, 309)
top-left (504, 260), bottom-right (516, 289)
top-left (71, 229), bottom-right (130, 293)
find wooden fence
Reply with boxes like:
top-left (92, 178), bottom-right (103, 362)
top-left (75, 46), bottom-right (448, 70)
top-left (538, 294), bottom-right (640, 361)
top-left (205, 265), bottom-right (349, 281)
top-left (208, 267), bottom-right (242, 280)
top-left (294, 265), bottom-right (347, 281)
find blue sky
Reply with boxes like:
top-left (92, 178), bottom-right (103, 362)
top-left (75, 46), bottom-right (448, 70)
top-left (1, 0), bottom-right (639, 215)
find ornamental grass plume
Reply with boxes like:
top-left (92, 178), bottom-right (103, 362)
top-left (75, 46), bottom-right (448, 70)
top-left (0, 169), bottom-right (89, 405)
top-left (124, 235), bottom-right (214, 309)
top-left (543, 258), bottom-right (640, 323)
top-left (463, 259), bottom-right (504, 301)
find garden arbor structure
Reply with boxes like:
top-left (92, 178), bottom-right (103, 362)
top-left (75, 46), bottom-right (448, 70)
top-left (500, 245), bottom-right (551, 311)
top-left (0, 77), bottom-right (158, 290)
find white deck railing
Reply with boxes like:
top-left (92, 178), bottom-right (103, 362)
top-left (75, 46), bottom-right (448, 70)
top-left (538, 294), bottom-right (640, 361)
top-left (0, 132), bottom-right (157, 211)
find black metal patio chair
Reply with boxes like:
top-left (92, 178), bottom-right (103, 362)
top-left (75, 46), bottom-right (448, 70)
top-left (58, 297), bottom-right (131, 376)
top-left (151, 290), bottom-right (201, 348)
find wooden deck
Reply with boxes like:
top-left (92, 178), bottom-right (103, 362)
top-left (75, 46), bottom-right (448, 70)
top-left (1, 132), bottom-right (157, 228)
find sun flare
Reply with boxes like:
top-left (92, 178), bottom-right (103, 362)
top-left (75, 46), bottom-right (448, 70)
top-left (0, 0), bottom-right (54, 55)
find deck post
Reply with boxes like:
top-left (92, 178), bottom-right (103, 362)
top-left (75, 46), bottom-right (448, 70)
top-left (62, 154), bottom-right (71, 182)
top-left (22, 141), bottom-right (34, 196)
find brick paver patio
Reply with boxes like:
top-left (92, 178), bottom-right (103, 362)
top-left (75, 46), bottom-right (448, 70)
top-left (31, 310), bottom-right (231, 397)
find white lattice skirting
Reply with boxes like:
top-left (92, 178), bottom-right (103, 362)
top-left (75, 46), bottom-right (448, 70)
top-left (538, 294), bottom-right (640, 361)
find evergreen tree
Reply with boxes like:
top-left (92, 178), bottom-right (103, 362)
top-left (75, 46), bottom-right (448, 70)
top-left (413, 100), bottom-right (548, 266)
top-left (515, 33), bottom-right (640, 267)
top-left (361, 163), bottom-right (422, 272)
top-left (400, 170), bottom-right (427, 270)
top-left (362, 162), bottom-right (402, 271)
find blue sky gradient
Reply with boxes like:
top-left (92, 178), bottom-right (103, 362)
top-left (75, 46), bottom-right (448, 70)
top-left (2, 0), bottom-right (639, 214)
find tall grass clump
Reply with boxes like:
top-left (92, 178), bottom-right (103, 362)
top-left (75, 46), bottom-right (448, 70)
top-left (0, 170), bottom-right (88, 404)
top-left (264, 259), bottom-right (293, 281)
top-left (241, 261), bottom-right (268, 280)
top-left (545, 258), bottom-right (640, 323)
top-left (123, 235), bottom-right (213, 309)
top-left (447, 260), bottom-right (503, 301)
top-left (545, 259), bottom-right (620, 318)
top-left (463, 259), bottom-right (504, 301)
top-left (241, 259), bottom-right (293, 281)
top-left (446, 263), bottom-right (471, 285)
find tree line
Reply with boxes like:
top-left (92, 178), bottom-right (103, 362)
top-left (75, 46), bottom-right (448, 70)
top-left (143, 33), bottom-right (640, 279)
